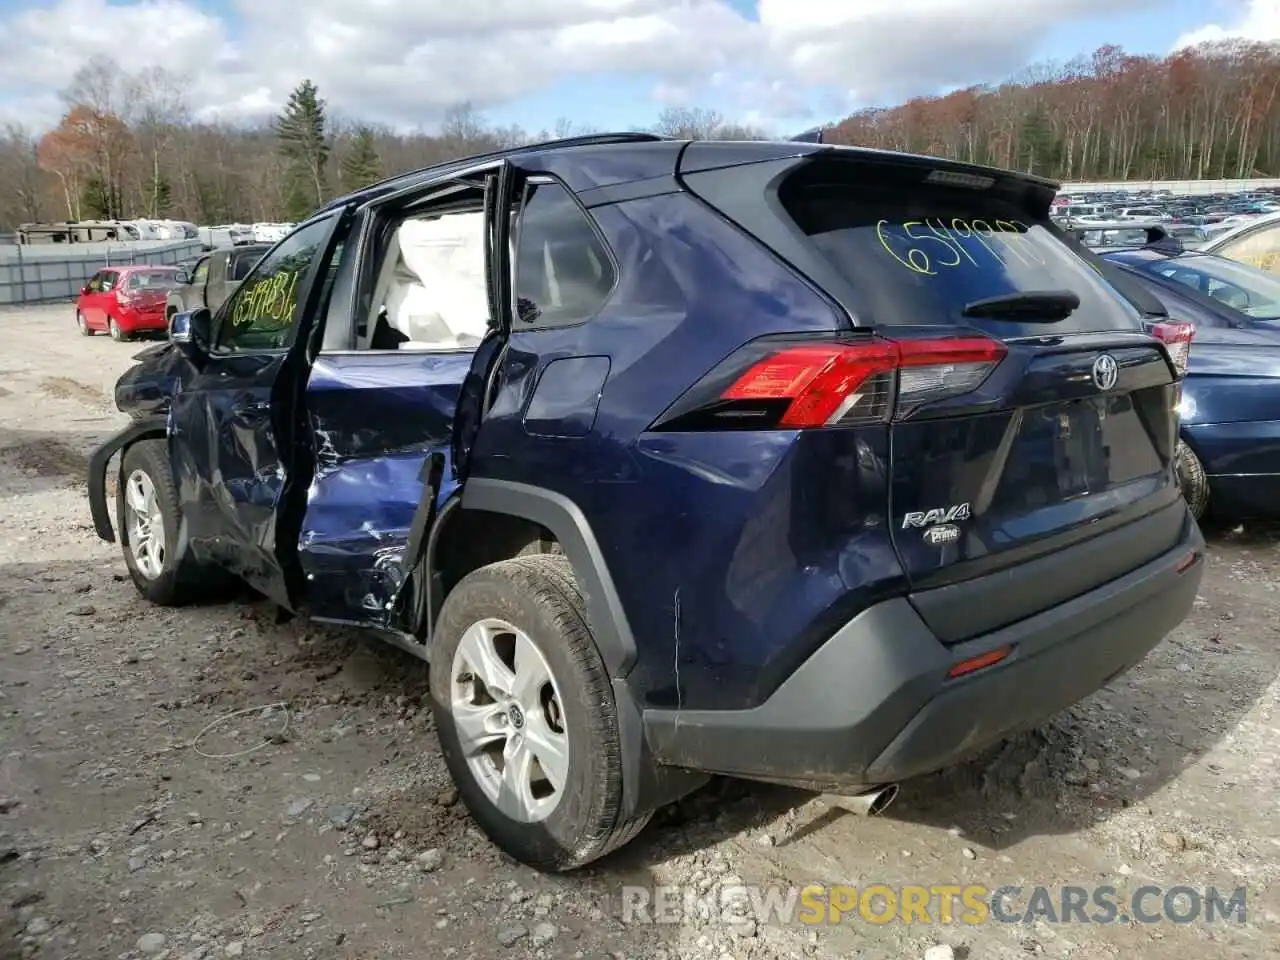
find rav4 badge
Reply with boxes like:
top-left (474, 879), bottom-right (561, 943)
top-left (902, 503), bottom-right (972, 529)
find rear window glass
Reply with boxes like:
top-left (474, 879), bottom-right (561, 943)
top-left (779, 169), bottom-right (1143, 335)
top-left (127, 270), bottom-right (178, 290)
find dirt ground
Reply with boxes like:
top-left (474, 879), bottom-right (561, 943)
top-left (1, 303), bottom-right (1277, 960)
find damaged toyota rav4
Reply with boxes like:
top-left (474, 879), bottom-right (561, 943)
top-left (87, 133), bottom-right (1205, 871)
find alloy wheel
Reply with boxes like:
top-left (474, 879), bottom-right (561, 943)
top-left (449, 618), bottom-right (569, 823)
top-left (124, 469), bottom-right (166, 580)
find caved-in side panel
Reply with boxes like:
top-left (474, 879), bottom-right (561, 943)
top-left (299, 351), bottom-right (471, 622)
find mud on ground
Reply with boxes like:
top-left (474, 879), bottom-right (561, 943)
top-left (1, 304), bottom-right (1278, 960)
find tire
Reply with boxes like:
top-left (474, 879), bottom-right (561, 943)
top-left (1175, 439), bottom-right (1210, 521)
top-left (108, 316), bottom-right (125, 341)
top-left (76, 310), bottom-right (93, 336)
top-left (430, 554), bottom-right (651, 871)
top-left (117, 439), bottom-right (211, 605)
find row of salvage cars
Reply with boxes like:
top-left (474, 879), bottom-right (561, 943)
top-left (1085, 223), bottom-right (1280, 521)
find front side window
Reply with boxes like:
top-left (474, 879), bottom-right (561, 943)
top-left (514, 181), bottom-right (615, 328)
top-left (191, 258), bottom-right (210, 285)
top-left (216, 217), bottom-right (337, 353)
top-left (1214, 222), bottom-right (1280, 275)
top-left (230, 250), bottom-right (263, 281)
top-left (1150, 254), bottom-right (1280, 320)
top-left (101, 271), bottom-right (119, 291)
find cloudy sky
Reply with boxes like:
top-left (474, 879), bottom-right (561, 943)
top-left (0, 0), bottom-right (1277, 135)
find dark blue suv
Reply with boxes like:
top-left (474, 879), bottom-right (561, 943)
top-left (86, 133), bottom-right (1205, 871)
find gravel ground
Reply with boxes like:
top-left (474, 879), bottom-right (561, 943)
top-left (1, 303), bottom-right (1278, 960)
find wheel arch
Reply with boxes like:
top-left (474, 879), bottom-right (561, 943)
top-left (88, 416), bottom-right (168, 542)
top-left (423, 478), bottom-right (703, 818)
top-left (428, 478), bottom-right (637, 679)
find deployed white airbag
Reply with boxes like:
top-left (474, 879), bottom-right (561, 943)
top-left (384, 212), bottom-right (488, 348)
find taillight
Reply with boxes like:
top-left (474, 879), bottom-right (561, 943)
top-left (652, 334), bottom-right (1006, 431)
top-left (1149, 321), bottom-right (1194, 378)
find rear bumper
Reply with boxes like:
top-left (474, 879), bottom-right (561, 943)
top-left (644, 508), bottom-right (1204, 790)
top-left (117, 308), bottom-right (168, 331)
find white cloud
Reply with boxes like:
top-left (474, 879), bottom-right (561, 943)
top-left (1173, 0), bottom-right (1280, 50)
top-left (0, 0), bottom-right (1180, 134)
top-left (756, 0), bottom-right (1164, 106)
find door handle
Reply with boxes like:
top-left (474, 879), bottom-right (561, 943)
top-left (233, 399), bottom-right (272, 419)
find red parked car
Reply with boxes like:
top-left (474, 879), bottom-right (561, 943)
top-left (76, 266), bottom-right (181, 340)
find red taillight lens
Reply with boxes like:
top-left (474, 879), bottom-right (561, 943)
top-left (717, 336), bottom-right (1005, 428)
top-left (1149, 321), bottom-right (1194, 378)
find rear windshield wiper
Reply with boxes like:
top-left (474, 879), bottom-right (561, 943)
top-left (962, 290), bottom-right (1081, 321)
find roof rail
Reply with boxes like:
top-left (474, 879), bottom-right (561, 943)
top-left (790, 127), bottom-right (825, 144)
top-left (320, 132), bottom-right (670, 212)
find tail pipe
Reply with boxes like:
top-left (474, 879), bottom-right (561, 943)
top-left (834, 784), bottom-right (900, 817)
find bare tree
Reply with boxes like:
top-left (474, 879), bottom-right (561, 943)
top-left (654, 106), bottom-right (725, 138)
top-left (0, 126), bottom-right (47, 226)
top-left (129, 66), bottom-right (190, 217)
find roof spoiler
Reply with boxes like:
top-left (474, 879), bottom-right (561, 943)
top-left (790, 127), bottom-right (825, 144)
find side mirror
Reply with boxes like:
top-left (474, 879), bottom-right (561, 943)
top-left (170, 307), bottom-right (212, 366)
top-left (81, 284), bottom-right (91, 295)
top-left (174, 270), bottom-right (190, 285)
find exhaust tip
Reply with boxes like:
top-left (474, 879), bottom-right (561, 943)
top-left (865, 783), bottom-right (899, 816)
top-left (832, 783), bottom-right (900, 817)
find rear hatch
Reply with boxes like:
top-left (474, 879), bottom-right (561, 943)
top-left (705, 151), bottom-right (1187, 642)
top-left (121, 271), bottom-right (178, 314)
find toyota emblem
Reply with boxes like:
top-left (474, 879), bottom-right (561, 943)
top-left (1092, 354), bottom-right (1118, 391)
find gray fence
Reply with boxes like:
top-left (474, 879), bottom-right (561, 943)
top-left (0, 239), bottom-right (206, 306)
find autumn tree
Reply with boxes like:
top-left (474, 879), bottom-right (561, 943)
top-left (340, 127), bottom-right (383, 190)
top-left (7, 42), bottom-right (1280, 234)
top-left (275, 79), bottom-right (330, 220)
top-left (57, 56), bottom-right (135, 219)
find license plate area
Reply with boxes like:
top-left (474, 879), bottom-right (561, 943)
top-left (995, 394), bottom-right (1160, 508)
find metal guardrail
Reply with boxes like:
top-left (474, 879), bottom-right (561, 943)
top-left (0, 239), bottom-right (205, 305)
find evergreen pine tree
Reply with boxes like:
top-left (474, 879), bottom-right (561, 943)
top-left (274, 79), bottom-right (329, 219)
top-left (341, 127), bottom-right (383, 190)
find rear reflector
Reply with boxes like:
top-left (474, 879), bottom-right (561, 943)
top-left (1148, 321), bottom-right (1194, 378)
top-left (947, 644), bottom-right (1012, 679)
top-left (1175, 550), bottom-right (1200, 574)
top-left (719, 336), bottom-right (1006, 428)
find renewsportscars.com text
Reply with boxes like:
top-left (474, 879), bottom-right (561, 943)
top-left (618, 883), bottom-right (1247, 926)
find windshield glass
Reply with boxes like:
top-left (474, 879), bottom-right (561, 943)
top-left (780, 173), bottom-right (1142, 336)
top-left (127, 270), bottom-right (179, 290)
top-left (1143, 254), bottom-right (1280, 320)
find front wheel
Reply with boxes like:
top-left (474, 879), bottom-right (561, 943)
top-left (117, 440), bottom-right (215, 605)
top-left (76, 311), bottom-right (93, 336)
top-left (1175, 440), bottom-right (1210, 521)
top-left (430, 555), bottom-right (651, 871)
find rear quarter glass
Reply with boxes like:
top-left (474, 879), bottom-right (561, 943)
top-left (778, 168), bottom-right (1145, 338)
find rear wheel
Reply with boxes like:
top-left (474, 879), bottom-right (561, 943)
top-left (108, 315), bottom-right (125, 341)
top-left (430, 554), bottom-right (650, 871)
top-left (76, 311), bottom-right (93, 336)
top-left (1175, 440), bottom-right (1210, 521)
top-left (117, 440), bottom-right (218, 605)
